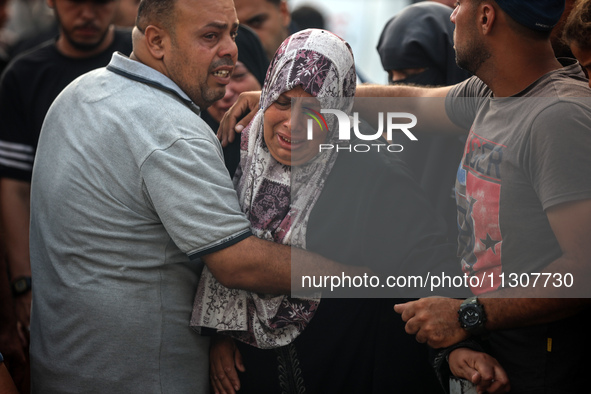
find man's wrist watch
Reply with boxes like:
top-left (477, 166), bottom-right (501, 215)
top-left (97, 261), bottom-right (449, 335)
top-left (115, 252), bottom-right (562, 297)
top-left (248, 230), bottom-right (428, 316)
top-left (458, 296), bottom-right (487, 336)
top-left (11, 276), bottom-right (32, 297)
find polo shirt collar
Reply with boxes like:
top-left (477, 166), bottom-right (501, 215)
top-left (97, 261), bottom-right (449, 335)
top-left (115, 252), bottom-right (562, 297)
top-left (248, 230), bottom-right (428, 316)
top-left (106, 51), bottom-right (201, 115)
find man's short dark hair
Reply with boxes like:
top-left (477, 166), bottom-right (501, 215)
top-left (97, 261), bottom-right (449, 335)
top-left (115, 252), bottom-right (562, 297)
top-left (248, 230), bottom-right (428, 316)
top-left (563, 0), bottom-right (591, 50)
top-left (136, 0), bottom-right (177, 34)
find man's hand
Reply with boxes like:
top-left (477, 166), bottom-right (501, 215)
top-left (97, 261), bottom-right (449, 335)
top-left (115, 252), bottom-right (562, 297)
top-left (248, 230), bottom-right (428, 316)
top-left (210, 335), bottom-right (245, 394)
top-left (449, 348), bottom-right (510, 394)
top-left (217, 91), bottom-right (261, 147)
top-left (394, 297), bottom-right (467, 348)
top-left (14, 292), bottom-right (31, 346)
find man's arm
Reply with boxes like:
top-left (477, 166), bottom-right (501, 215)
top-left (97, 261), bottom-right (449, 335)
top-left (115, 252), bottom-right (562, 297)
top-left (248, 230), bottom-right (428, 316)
top-left (0, 178), bottom-right (32, 340)
top-left (201, 235), bottom-right (370, 294)
top-left (0, 179), bottom-right (30, 279)
top-left (217, 84), bottom-right (466, 147)
top-left (395, 198), bottom-right (591, 348)
top-left (354, 84), bottom-right (466, 135)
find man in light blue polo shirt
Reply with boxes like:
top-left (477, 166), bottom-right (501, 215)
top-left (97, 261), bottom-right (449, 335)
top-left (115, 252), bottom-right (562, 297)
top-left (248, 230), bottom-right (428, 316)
top-left (28, 0), bottom-right (353, 392)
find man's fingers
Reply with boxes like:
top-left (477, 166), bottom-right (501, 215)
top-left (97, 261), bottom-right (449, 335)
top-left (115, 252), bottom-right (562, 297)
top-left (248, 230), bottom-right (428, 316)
top-left (211, 356), bottom-right (236, 394)
top-left (414, 331), bottom-right (427, 344)
top-left (216, 347), bottom-right (242, 392)
top-left (474, 356), bottom-right (510, 393)
top-left (217, 91), bottom-right (261, 147)
top-left (393, 302), bottom-right (407, 314)
top-left (394, 301), bottom-right (416, 322)
top-left (487, 378), bottom-right (511, 394)
top-left (236, 110), bottom-right (256, 132)
top-left (223, 364), bottom-right (241, 392)
top-left (217, 368), bottom-right (236, 394)
top-left (210, 335), bottom-right (241, 394)
top-left (210, 371), bottom-right (226, 394)
top-left (404, 317), bottom-right (419, 335)
top-left (484, 365), bottom-right (511, 393)
top-left (234, 347), bottom-right (246, 373)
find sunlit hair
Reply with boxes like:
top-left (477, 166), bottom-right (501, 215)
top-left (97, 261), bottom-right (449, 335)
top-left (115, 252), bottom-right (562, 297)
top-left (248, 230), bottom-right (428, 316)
top-left (563, 0), bottom-right (591, 50)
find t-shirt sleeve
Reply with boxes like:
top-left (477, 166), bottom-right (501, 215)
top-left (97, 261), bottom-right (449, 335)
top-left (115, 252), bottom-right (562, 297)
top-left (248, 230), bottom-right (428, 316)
top-left (528, 100), bottom-right (591, 210)
top-left (140, 137), bottom-right (252, 259)
top-left (0, 65), bottom-right (35, 181)
top-left (445, 76), bottom-right (489, 130)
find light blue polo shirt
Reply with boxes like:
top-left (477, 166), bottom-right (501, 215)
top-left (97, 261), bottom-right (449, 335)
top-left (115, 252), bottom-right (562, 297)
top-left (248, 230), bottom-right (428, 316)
top-left (29, 52), bottom-right (251, 393)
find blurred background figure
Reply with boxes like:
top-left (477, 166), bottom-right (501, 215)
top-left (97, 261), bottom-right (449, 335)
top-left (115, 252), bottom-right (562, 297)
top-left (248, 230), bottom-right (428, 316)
top-left (291, 4), bottom-right (325, 30)
top-left (2, 0), bottom-right (136, 69)
top-left (563, 0), bottom-right (591, 84)
top-left (112, 0), bottom-right (139, 27)
top-left (376, 1), bottom-right (471, 242)
top-left (0, 0), bottom-right (9, 74)
top-left (201, 24), bottom-right (269, 177)
top-left (233, 0), bottom-right (295, 60)
top-left (411, 0), bottom-right (455, 8)
top-left (1, 0), bottom-right (55, 60)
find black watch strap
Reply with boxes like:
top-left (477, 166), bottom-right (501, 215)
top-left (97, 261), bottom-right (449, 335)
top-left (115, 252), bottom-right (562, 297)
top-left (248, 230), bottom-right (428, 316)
top-left (458, 296), bottom-right (487, 336)
top-left (11, 276), bottom-right (32, 297)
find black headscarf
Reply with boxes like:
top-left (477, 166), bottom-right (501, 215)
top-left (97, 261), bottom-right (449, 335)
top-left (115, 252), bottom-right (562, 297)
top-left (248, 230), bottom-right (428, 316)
top-left (376, 2), bottom-right (471, 85)
top-left (235, 24), bottom-right (269, 86)
top-left (375, 2), bottom-right (472, 245)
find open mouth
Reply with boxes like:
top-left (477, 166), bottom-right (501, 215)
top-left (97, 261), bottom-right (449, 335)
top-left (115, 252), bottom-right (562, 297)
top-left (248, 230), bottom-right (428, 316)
top-left (278, 134), bottom-right (305, 145)
top-left (213, 70), bottom-right (230, 78)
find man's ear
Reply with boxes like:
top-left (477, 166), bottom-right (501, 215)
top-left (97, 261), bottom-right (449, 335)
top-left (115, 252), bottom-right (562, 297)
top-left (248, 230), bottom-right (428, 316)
top-left (279, 0), bottom-right (291, 28)
top-left (480, 3), bottom-right (496, 35)
top-left (144, 25), bottom-right (168, 60)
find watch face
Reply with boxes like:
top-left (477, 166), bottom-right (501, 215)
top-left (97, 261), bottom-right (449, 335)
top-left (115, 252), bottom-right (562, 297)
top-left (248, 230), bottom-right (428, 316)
top-left (14, 280), bottom-right (28, 292)
top-left (11, 277), bottom-right (31, 296)
top-left (461, 305), bottom-right (482, 327)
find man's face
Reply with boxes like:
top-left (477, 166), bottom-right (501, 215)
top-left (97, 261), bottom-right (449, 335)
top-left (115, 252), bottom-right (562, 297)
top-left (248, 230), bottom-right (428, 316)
top-left (49, 0), bottom-right (119, 53)
top-left (234, 0), bottom-right (290, 60)
top-left (450, 0), bottom-right (491, 74)
top-left (164, 0), bottom-right (239, 109)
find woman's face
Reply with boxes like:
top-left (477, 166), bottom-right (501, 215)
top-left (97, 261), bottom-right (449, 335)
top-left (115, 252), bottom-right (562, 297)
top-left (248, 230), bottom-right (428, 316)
top-left (207, 61), bottom-right (262, 123)
top-left (263, 86), bottom-right (327, 166)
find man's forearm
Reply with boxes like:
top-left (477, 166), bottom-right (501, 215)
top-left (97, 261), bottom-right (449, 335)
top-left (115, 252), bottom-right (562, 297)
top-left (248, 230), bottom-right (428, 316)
top-left (0, 179), bottom-right (31, 279)
top-left (354, 84), bottom-right (465, 135)
top-left (202, 235), bottom-right (369, 294)
top-left (355, 83), bottom-right (446, 98)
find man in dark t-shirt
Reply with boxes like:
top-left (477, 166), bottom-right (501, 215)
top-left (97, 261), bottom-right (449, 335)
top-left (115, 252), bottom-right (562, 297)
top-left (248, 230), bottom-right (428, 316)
top-left (0, 0), bottom-right (132, 380)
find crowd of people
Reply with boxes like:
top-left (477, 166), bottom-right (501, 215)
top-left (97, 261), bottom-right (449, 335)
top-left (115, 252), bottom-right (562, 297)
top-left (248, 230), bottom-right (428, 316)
top-left (0, 0), bottom-right (590, 393)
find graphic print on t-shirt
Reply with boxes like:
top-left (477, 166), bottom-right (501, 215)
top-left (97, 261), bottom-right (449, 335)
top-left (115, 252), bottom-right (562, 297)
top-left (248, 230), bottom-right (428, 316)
top-left (456, 129), bottom-right (505, 295)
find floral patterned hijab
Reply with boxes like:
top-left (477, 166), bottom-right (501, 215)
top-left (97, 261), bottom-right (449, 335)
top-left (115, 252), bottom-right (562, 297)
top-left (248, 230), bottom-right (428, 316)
top-left (191, 29), bottom-right (356, 349)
